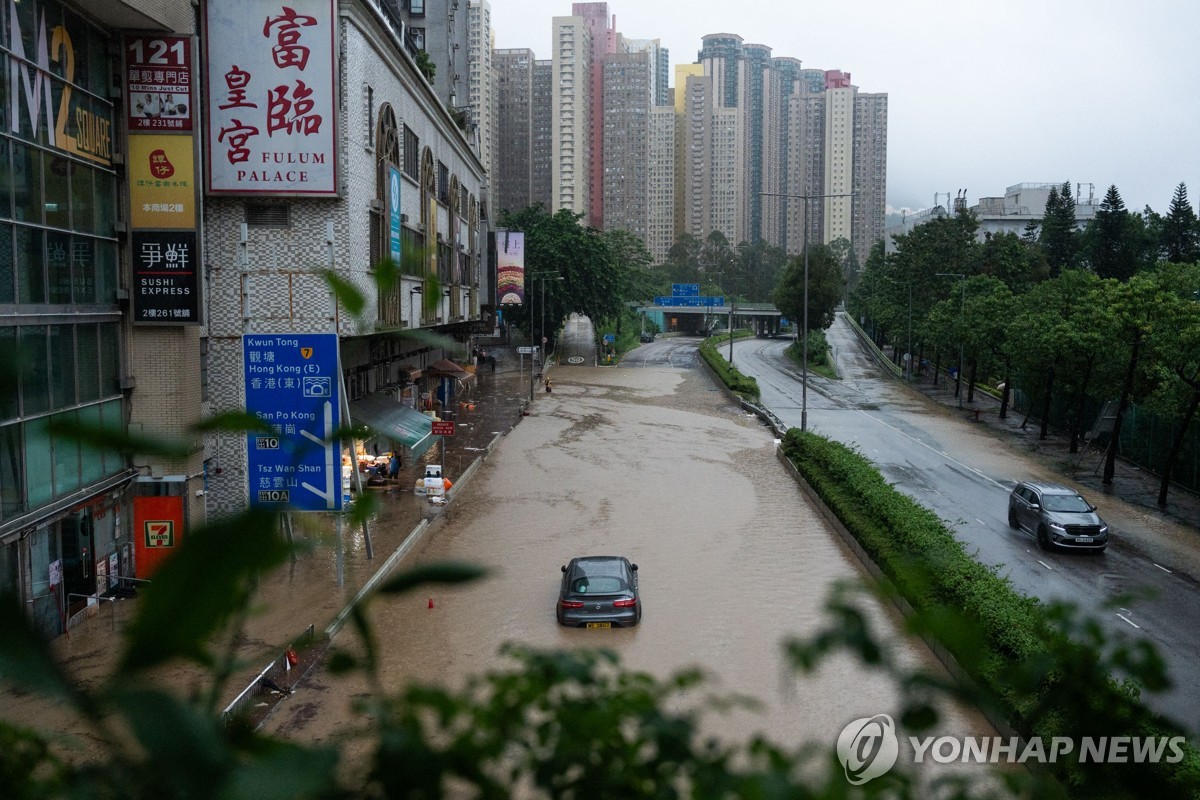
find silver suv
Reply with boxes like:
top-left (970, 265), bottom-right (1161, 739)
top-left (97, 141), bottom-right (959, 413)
top-left (1008, 481), bottom-right (1109, 552)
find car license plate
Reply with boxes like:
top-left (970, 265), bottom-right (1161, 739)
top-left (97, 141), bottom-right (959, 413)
top-left (1076, 537), bottom-right (1093, 543)
top-left (586, 622), bottom-right (611, 629)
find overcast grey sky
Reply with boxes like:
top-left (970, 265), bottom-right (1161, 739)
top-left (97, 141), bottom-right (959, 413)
top-left (491, 0), bottom-right (1200, 215)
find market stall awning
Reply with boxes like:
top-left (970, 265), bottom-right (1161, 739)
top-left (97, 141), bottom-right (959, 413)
top-left (425, 358), bottom-right (474, 381)
top-left (349, 394), bottom-right (434, 457)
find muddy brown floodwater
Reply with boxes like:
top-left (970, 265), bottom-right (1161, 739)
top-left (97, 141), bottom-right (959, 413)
top-left (265, 360), bottom-right (998, 787)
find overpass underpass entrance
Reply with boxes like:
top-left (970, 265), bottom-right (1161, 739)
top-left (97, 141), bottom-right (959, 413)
top-left (638, 303), bottom-right (786, 337)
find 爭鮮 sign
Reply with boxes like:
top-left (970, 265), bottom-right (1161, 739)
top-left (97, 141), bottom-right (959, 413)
top-left (243, 333), bottom-right (342, 511)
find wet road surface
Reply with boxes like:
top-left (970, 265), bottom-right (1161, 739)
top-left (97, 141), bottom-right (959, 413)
top-left (732, 313), bottom-right (1200, 733)
top-left (265, 318), bottom-right (995, 785)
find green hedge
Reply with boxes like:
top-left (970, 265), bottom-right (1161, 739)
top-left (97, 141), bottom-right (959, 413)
top-left (699, 334), bottom-right (759, 400)
top-left (781, 429), bottom-right (1200, 798)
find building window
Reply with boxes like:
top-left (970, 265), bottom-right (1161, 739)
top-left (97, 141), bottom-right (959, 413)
top-left (437, 161), bottom-right (450, 204)
top-left (403, 125), bottom-right (419, 178)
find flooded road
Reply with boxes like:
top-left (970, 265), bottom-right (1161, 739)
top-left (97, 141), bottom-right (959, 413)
top-left (267, 325), bottom-right (995, 784)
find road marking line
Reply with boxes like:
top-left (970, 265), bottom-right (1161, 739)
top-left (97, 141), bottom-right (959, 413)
top-left (1154, 563), bottom-right (1173, 574)
top-left (1036, 560), bottom-right (1053, 570)
top-left (976, 518), bottom-right (986, 526)
top-left (1116, 613), bottom-right (1141, 630)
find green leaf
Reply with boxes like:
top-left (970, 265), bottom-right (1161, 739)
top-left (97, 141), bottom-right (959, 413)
top-left (376, 562), bottom-right (487, 595)
top-left (114, 688), bottom-right (231, 792)
top-left (191, 411), bottom-right (276, 435)
top-left (47, 416), bottom-right (192, 460)
top-left (116, 509), bottom-right (293, 676)
top-left (219, 740), bottom-right (339, 800)
top-left (372, 256), bottom-right (399, 296)
top-left (0, 590), bottom-right (81, 707)
top-left (322, 269), bottom-right (365, 317)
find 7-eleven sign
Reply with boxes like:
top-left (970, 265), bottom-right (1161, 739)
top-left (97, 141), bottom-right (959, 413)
top-left (134, 495), bottom-right (185, 577)
top-left (144, 520), bottom-right (175, 548)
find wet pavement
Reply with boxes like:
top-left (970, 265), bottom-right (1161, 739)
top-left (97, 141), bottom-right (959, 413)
top-left (876, 342), bottom-right (1200, 535)
top-left (261, 315), bottom-right (996, 786)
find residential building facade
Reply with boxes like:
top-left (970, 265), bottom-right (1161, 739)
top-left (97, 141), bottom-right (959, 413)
top-left (602, 52), bottom-right (653, 242)
top-left (494, 48), bottom-right (534, 216)
top-left (550, 15), bottom-right (592, 217)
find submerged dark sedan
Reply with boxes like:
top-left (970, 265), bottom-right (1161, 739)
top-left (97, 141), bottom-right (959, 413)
top-left (556, 556), bottom-right (641, 628)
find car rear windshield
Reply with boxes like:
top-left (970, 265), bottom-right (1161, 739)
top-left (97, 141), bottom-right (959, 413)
top-left (1042, 494), bottom-right (1091, 513)
top-left (571, 576), bottom-right (626, 594)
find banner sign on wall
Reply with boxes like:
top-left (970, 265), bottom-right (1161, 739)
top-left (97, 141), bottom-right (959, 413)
top-left (496, 230), bottom-right (525, 305)
top-left (125, 35), bottom-right (194, 132)
top-left (132, 231), bottom-right (200, 323)
top-left (129, 135), bottom-right (196, 229)
top-left (203, 0), bottom-right (339, 195)
top-left (387, 164), bottom-right (402, 263)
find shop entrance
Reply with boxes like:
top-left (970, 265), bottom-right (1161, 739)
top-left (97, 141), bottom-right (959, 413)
top-left (60, 511), bottom-right (95, 613)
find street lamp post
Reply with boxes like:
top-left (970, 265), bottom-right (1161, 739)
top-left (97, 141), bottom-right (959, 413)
top-left (728, 298), bottom-right (735, 366)
top-left (409, 285), bottom-right (422, 328)
top-left (760, 191), bottom-right (854, 431)
top-left (529, 272), bottom-right (562, 401)
top-left (537, 273), bottom-right (563, 359)
top-left (935, 272), bottom-right (966, 408)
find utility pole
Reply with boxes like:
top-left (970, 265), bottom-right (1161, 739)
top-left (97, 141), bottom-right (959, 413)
top-left (936, 272), bottom-right (966, 408)
top-left (760, 191), bottom-right (854, 431)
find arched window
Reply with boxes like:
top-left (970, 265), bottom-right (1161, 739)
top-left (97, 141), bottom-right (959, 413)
top-left (373, 104), bottom-right (405, 325)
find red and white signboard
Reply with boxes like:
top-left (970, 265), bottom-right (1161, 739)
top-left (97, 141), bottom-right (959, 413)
top-left (203, 0), bottom-right (338, 195)
top-left (126, 35), bottom-right (193, 132)
top-left (431, 420), bottom-right (456, 436)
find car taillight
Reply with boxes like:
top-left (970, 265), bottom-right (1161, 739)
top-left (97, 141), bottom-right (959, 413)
top-left (559, 598), bottom-right (584, 608)
top-left (613, 598), bottom-right (637, 608)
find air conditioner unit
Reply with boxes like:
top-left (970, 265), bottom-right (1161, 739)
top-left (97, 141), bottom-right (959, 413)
top-left (401, 213), bottom-right (409, 223)
top-left (370, 198), bottom-right (384, 211)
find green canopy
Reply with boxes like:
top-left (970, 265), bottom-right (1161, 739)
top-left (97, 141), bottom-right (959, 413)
top-left (349, 394), bottom-right (434, 458)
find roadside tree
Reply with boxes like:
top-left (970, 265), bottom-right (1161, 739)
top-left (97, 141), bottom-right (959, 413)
top-left (1160, 182), bottom-right (1200, 264)
top-left (771, 243), bottom-right (843, 334)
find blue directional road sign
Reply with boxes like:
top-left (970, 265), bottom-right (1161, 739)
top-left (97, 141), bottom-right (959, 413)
top-left (653, 296), bottom-right (724, 307)
top-left (243, 333), bottom-right (343, 512)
